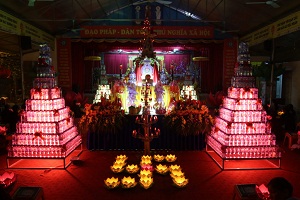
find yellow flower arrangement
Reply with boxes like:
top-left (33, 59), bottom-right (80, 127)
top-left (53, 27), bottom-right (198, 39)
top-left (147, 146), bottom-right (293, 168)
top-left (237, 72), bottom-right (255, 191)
top-left (163, 99), bottom-right (214, 136)
top-left (78, 98), bottom-right (125, 133)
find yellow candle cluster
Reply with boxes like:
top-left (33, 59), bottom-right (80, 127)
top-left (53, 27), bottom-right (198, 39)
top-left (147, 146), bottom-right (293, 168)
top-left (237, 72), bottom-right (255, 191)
top-left (139, 175), bottom-right (153, 189)
top-left (141, 155), bottom-right (152, 161)
top-left (104, 177), bottom-right (120, 189)
top-left (110, 155), bottom-right (128, 173)
top-left (155, 164), bottom-right (169, 174)
top-left (169, 164), bottom-right (188, 187)
top-left (139, 169), bottom-right (152, 177)
top-left (116, 155), bottom-right (128, 162)
top-left (121, 176), bottom-right (137, 188)
top-left (104, 154), bottom-right (188, 189)
top-left (126, 164), bottom-right (139, 174)
top-left (140, 155), bottom-right (152, 166)
top-left (169, 164), bottom-right (181, 172)
top-left (172, 176), bottom-right (189, 187)
top-left (139, 155), bottom-right (154, 189)
top-left (153, 154), bottom-right (165, 162)
top-left (165, 154), bottom-right (177, 162)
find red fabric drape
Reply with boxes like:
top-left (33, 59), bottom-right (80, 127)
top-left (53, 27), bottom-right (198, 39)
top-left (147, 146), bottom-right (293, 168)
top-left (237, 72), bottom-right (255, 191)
top-left (163, 54), bottom-right (190, 73)
top-left (200, 44), bottom-right (224, 93)
top-left (135, 63), bottom-right (142, 84)
top-left (70, 42), bottom-right (224, 94)
top-left (104, 54), bottom-right (129, 74)
top-left (71, 42), bottom-right (85, 93)
top-left (153, 62), bottom-right (158, 84)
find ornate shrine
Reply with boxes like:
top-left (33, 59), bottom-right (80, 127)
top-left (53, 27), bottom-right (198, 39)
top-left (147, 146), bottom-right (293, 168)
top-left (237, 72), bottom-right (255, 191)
top-left (93, 9), bottom-right (198, 114)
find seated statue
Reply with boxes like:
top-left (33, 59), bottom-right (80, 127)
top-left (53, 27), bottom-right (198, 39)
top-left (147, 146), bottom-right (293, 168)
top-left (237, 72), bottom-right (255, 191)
top-left (135, 58), bottom-right (159, 86)
top-left (141, 60), bottom-right (154, 81)
top-left (143, 74), bottom-right (153, 85)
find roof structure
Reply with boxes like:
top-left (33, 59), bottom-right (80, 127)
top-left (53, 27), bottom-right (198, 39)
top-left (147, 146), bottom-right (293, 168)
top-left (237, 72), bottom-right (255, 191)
top-left (0, 0), bottom-right (300, 61)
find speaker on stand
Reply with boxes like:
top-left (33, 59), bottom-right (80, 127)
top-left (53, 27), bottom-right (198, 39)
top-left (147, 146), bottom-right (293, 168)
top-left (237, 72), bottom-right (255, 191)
top-left (19, 36), bottom-right (32, 101)
top-left (264, 39), bottom-right (273, 52)
top-left (20, 36), bottom-right (32, 50)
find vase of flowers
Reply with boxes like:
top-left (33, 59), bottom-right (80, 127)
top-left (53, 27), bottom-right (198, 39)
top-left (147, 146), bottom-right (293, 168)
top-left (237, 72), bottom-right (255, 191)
top-left (128, 105), bottom-right (141, 115)
top-left (78, 98), bottom-right (125, 133)
top-left (163, 99), bottom-right (214, 136)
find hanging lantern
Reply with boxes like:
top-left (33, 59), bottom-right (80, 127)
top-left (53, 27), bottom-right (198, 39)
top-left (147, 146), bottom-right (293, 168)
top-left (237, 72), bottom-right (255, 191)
top-left (84, 56), bottom-right (101, 61)
top-left (192, 56), bottom-right (209, 62)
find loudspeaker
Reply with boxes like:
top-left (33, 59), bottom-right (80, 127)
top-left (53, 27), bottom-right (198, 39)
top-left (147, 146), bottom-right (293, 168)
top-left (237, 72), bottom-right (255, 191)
top-left (264, 39), bottom-right (272, 52)
top-left (20, 36), bottom-right (32, 50)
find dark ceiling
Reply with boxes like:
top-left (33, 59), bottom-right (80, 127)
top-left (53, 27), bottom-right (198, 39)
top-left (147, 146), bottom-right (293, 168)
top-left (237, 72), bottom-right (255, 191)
top-left (1, 0), bottom-right (300, 62)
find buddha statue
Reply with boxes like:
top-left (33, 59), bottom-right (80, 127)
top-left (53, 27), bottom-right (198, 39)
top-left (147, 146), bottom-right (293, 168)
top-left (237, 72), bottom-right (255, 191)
top-left (144, 74), bottom-right (153, 85)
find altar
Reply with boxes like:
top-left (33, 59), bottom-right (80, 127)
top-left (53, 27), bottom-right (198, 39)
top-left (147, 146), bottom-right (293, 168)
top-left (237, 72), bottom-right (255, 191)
top-left (87, 14), bottom-right (203, 150)
top-left (117, 85), bottom-right (179, 113)
top-left (86, 115), bottom-right (205, 151)
top-left (94, 55), bottom-right (183, 113)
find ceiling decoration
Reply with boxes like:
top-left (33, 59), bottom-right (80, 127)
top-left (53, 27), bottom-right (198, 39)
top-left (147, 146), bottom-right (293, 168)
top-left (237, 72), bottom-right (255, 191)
top-left (0, 0), bottom-right (298, 36)
top-left (0, 0), bottom-right (300, 61)
top-left (245, 0), bottom-right (280, 8)
top-left (133, 0), bottom-right (172, 6)
top-left (66, 19), bottom-right (85, 33)
top-left (28, 0), bottom-right (54, 7)
top-left (216, 0), bottom-right (240, 34)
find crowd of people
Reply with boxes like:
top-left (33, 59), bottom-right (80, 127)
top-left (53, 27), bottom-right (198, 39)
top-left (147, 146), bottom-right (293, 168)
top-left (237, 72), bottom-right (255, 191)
top-left (267, 177), bottom-right (299, 200)
top-left (0, 103), bottom-right (21, 135)
top-left (264, 102), bottom-right (298, 141)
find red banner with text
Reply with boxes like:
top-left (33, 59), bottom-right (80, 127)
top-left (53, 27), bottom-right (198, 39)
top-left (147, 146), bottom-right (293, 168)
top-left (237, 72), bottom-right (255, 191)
top-left (223, 38), bottom-right (238, 91)
top-left (80, 26), bottom-right (214, 39)
top-left (56, 38), bottom-right (72, 91)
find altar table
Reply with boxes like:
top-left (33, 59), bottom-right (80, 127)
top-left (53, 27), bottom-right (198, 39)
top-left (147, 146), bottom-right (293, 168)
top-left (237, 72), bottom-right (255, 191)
top-left (87, 115), bottom-right (205, 151)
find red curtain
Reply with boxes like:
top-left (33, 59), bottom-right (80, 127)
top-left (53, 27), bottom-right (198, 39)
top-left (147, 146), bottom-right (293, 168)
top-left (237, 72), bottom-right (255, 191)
top-left (71, 42), bottom-right (102, 93)
top-left (163, 54), bottom-right (190, 72)
top-left (71, 42), bottom-right (85, 93)
top-left (104, 54), bottom-right (129, 74)
top-left (198, 44), bottom-right (224, 93)
top-left (70, 42), bottom-right (224, 94)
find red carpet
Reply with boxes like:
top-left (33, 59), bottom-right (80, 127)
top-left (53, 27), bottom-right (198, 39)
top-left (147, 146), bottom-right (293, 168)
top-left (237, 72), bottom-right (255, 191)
top-left (1, 145), bottom-right (300, 200)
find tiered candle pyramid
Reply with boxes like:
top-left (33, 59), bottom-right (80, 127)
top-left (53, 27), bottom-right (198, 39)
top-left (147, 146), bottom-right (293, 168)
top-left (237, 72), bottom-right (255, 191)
top-left (180, 85), bottom-right (197, 100)
top-left (93, 84), bottom-right (111, 104)
top-left (207, 42), bottom-right (281, 159)
top-left (8, 44), bottom-right (82, 158)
